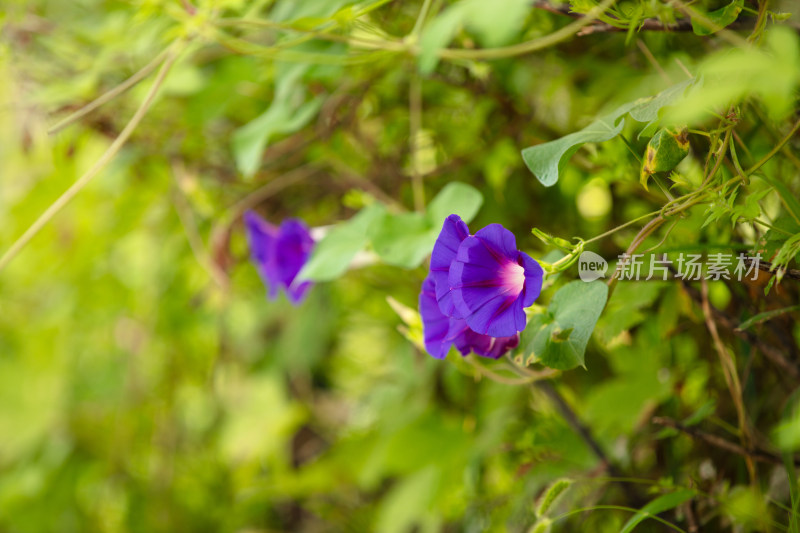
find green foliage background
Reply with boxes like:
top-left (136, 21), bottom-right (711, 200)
top-left (2, 0), bottom-right (800, 531)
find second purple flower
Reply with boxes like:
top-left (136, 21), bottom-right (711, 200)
top-left (420, 214), bottom-right (544, 359)
top-left (244, 210), bottom-right (314, 305)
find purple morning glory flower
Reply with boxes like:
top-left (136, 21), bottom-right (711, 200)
top-left (449, 223), bottom-right (544, 337)
top-left (419, 214), bottom-right (541, 360)
top-left (429, 215), bottom-right (544, 339)
top-left (244, 210), bottom-right (314, 304)
top-left (430, 214), bottom-right (470, 318)
top-left (419, 275), bottom-right (519, 359)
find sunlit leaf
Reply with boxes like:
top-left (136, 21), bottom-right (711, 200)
top-left (690, 0), bottom-right (744, 36)
top-left (620, 489), bottom-right (696, 533)
top-left (522, 79), bottom-right (695, 186)
top-left (298, 203), bottom-right (387, 281)
top-left (522, 281), bottom-right (608, 370)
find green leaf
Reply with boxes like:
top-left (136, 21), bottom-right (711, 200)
top-left (371, 182), bottom-right (483, 268)
top-left (530, 519), bottom-right (552, 533)
top-left (425, 182), bottom-right (483, 227)
top-left (370, 212), bottom-right (436, 268)
top-left (640, 127), bottom-right (690, 190)
top-left (736, 305), bottom-right (800, 331)
top-left (298, 203), bottom-right (386, 281)
top-left (784, 450), bottom-right (800, 533)
top-left (628, 79), bottom-right (696, 124)
top-left (763, 215), bottom-right (800, 266)
top-left (522, 281), bottom-right (608, 370)
top-left (691, 0), bottom-right (744, 36)
top-left (459, 0), bottom-right (530, 48)
top-left (773, 232), bottom-right (800, 271)
top-left (774, 389), bottom-right (800, 452)
top-left (683, 399), bottom-right (717, 427)
top-left (375, 466), bottom-right (440, 533)
top-left (522, 80), bottom-right (695, 187)
top-left (755, 175), bottom-right (800, 225)
top-left (418, 8), bottom-right (464, 75)
top-left (667, 28), bottom-right (800, 123)
top-left (232, 97), bottom-right (323, 178)
top-left (522, 114), bottom-right (626, 187)
top-left (536, 478), bottom-right (572, 517)
top-left (418, 0), bottom-right (530, 74)
top-left (620, 489), bottom-right (696, 533)
top-left (596, 281), bottom-right (664, 343)
top-left (232, 63), bottom-right (323, 178)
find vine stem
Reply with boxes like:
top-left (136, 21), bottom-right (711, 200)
top-left (465, 356), bottom-right (556, 385)
top-left (409, 73), bottom-right (425, 211)
top-left (700, 278), bottom-right (756, 484)
top-left (745, 116), bottom-right (800, 176)
top-left (550, 505), bottom-right (688, 533)
top-left (606, 214), bottom-right (666, 295)
top-left (535, 381), bottom-right (645, 507)
top-left (0, 42), bottom-right (184, 274)
top-left (221, 163), bottom-right (322, 227)
top-left (221, 0), bottom-right (616, 63)
top-left (653, 417), bottom-right (799, 467)
top-left (582, 209), bottom-right (662, 245)
top-left (47, 47), bottom-right (171, 135)
top-left (669, 0), bottom-right (751, 49)
top-left (410, 0), bottom-right (434, 38)
top-left (437, 0), bottom-right (617, 60)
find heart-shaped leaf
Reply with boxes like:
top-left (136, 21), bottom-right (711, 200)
top-left (522, 281), bottom-right (608, 370)
top-left (521, 79), bottom-right (695, 186)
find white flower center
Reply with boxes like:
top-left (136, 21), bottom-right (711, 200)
top-left (500, 261), bottom-right (525, 295)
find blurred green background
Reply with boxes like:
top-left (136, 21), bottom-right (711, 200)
top-left (2, 0), bottom-right (800, 531)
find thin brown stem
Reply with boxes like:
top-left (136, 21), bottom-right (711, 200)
top-left (409, 73), bottom-right (425, 211)
top-left (47, 47), bottom-right (171, 135)
top-left (745, 116), bottom-right (800, 176)
top-left (223, 163), bottom-right (322, 226)
top-left (606, 214), bottom-right (666, 295)
top-left (438, 0), bottom-right (616, 60)
top-left (171, 161), bottom-right (228, 290)
top-left (700, 278), bottom-right (756, 483)
top-left (0, 42), bottom-right (184, 274)
top-left (676, 274), bottom-right (800, 380)
top-left (466, 356), bottom-right (556, 385)
top-left (536, 381), bottom-right (645, 506)
top-left (653, 417), bottom-right (796, 467)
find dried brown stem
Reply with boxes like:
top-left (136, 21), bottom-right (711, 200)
top-left (536, 381), bottom-right (645, 507)
top-left (676, 275), bottom-right (800, 380)
top-left (653, 417), bottom-right (797, 467)
top-left (745, 257), bottom-right (800, 281)
top-left (700, 278), bottom-right (755, 482)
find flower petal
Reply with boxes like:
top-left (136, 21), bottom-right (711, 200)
top-left (244, 210), bottom-right (280, 300)
top-left (244, 213), bottom-right (315, 304)
top-left (452, 327), bottom-right (519, 359)
top-left (448, 235), bottom-right (527, 337)
top-left (430, 214), bottom-right (470, 318)
top-left (422, 274), bottom-right (520, 359)
top-left (472, 223), bottom-right (518, 259)
top-left (447, 223), bottom-right (545, 337)
top-left (519, 251), bottom-right (544, 307)
top-left (464, 331), bottom-right (520, 360)
top-left (419, 276), bottom-right (453, 359)
top-left (274, 218), bottom-right (315, 288)
top-left (286, 280), bottom-right (313, 304)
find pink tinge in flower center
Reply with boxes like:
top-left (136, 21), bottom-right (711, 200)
top-left (498, 260), bottom-right (525, 296)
